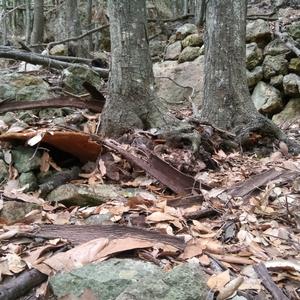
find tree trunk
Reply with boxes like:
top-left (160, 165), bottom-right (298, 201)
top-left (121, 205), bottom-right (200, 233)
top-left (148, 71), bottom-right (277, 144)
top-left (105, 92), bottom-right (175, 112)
top-left (100, 0), bottom-right (169, 137)
top-left (31, 0), bottom-right (44, 47)
top-left (87, 0), bottom-right (93, 52)
top-left (194, 0), bottom-right (206, 27)
top-left (2, 0), bottom-right (7, 45)
top-left (25, 0), bottom-right (31, 44)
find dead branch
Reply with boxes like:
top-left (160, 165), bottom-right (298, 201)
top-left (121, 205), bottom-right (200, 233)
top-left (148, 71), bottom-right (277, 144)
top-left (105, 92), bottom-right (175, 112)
top-left (0, 46), bottom-right (109, 77)
top-left (274, 21), bottom-right (300, 57)
top-left (0, 97), bottom-right (104, 114)
top-left (0, 268), bottom-right (47, 300)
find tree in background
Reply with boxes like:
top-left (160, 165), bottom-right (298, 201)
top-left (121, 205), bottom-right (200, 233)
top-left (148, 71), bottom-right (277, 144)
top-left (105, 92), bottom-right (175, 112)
top-left (31, 0), bottom-right (44, 47)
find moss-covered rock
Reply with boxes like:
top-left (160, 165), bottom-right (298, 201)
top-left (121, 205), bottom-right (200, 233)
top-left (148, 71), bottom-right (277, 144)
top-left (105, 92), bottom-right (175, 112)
top-left (283, 73), bottom-right (300, 96)
top-left (178, 46), bottom-right (201, 63)
top-left (12, 146), bottom-right (42, 173)
top-left (262, 55), bottom-right (288, 80)
top-left (272, 98), bottom-right (300, 124)
top-left (246, 43), bottom-right (263, 70)
top-left (247, 66), bottom-right (263, 88)
top-left (182, 34), bottom-right (203, 48)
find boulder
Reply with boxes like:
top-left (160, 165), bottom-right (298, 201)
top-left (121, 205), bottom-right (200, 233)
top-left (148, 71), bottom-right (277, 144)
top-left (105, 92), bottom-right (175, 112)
top-left (246, 43), bottom-right (263, 70)
top-left (247, 66), bottom-right (263, 87)
top-left (270, 74), bottom-right (284, 88)
top-left (63, 65), bottom-right (104, 94)
top-left (287, 21), bottom-right (300, 40)
top-left (46, 183), bottom-right (124, 206)
top-left (283, 73), bottom-right (300, 96)
top-left (19, 172), bottom-right (38, 192)
top-left (165, 41), bottom-right (182, 60)
top-left (263, 39), bottom-right (290, 56)
top-left (12, 146), bottom-right (42, 173)
top-left (289, 58), bottom-right (300, 74)
top-left (0, 159), bottom-right (8, 182)
top-left (272, 98), bottom-right (300, 124)
top-left (149, 40), bottom-right (167, 59)
top-left (251, 81), bottom-right (283, 114)
top-left (246, 19), bottom-right (272, 45)
top-left (153, 56), bottom-right (204, 111)
top-left (178, 46), bottom-right (201, 63)
top-left (182, 33), bottom-right (203, 48)
top-left (262, 55), bottom-right (288, 80)
top-left (176, 23), bottom-right (197, 40)
top-left (50, 258), bottom-right (208, 300)
top-left (49, 44), bottom-right (67, 55)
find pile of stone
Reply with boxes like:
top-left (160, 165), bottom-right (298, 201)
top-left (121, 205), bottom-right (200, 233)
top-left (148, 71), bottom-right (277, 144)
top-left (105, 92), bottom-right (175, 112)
top-left (162, 20), bottom-right (300, 123)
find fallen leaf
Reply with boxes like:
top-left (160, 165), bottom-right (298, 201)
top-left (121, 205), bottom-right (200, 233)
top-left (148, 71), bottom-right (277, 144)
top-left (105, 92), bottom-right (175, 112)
top-left (207, 270), bottom-right (230, 290)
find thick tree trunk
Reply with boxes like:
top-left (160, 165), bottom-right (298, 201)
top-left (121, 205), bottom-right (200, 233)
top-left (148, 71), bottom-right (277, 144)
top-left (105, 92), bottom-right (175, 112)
top-left (31, 0), bottom-right (44, 47)
top-left (100, 0), bottom-right (169, 137)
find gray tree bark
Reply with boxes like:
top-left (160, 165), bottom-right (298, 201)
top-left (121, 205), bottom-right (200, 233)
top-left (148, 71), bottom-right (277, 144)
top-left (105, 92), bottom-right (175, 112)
top-left (199, 0), bottom-right (300, 152)
top-left (25, 0), bottom-right (31, 44)
top-left (31, 0), bottom-right (44, 46)
top-left (100, 0), bottom-right (169, 137)
top-left (2, 0), bottom-right (7, 45)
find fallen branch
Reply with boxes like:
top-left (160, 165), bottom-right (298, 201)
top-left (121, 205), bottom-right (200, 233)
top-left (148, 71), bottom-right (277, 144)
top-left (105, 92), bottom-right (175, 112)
top-left (254, 263), bottom-right (290, 300)
top-left (0, 97), bottom-right (104, 114)
top-left (0, 46), bottom-right (109, 77)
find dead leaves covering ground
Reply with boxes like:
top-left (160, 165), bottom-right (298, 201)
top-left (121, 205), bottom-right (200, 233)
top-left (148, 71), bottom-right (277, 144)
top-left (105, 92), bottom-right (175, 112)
top-left (0, 120), bottom-right (299, 299)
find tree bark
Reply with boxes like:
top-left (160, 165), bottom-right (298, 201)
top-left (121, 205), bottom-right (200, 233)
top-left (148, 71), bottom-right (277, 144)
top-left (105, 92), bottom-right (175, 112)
top-left (2, 0), bottom-right (8, 45)
top-left (25, 0), bottom-right (31, 45)
top-left (31, 0), bottom-right (44, 47)
top-left (87, 0), bottom-right (93, 52)
top-left (100, 0), bottom-right (170, 137)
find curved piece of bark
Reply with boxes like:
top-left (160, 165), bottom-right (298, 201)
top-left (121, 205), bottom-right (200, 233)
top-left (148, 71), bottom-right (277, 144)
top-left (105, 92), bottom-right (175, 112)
top-left (0, 268), bottom-right (47, 300)
top-left (0, 46), bottom-right (109, 77)
top-left (0, 97), bottom-right (104, 114)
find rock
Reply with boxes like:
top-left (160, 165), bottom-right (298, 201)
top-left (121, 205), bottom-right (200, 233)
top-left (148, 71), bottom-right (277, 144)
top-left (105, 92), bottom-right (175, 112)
top-left (247, 66), bottom-right (263, 87)
top-left (85, 213), bottom-right (113, 225)
top-left (49, 44), bottom-right (67, 55)
top-left (272, 98), bottom-right (300, 124)
top-left (12, 146), bottom-right (42, 173)
top-left (262, 55), bottom-right (288, 80)
top-left (164, 41), bottom-right (182, 60)
top-left (182, 34), bottom-right (203, 48)
top-left (246, 43), bottom-right (263, 70)
top-left (62, 65), bottom-right (104, 94)
top-left (283, 73), bottom-right (300, 96)
top-left (149, 40), bottom-right (167, 59)
top-left (0, 73), bottom-right (52, 102)
top-left (153, 56), bottom-right (204, 111)
top-left (0, 159), bottom-right (8, 182)
top-left (199, 44), bottom-right (205, 55)
top-left (246, 19), bottom-right (272, 45)
top-left (178, 46), bottom-right (201, 63)
top-left (0, 201), bottom-right (40, 224)
top-left (46, 183), bottom-right (123, 206)
top-left (263, 39), bottom-right (291, 56)
top-left (289, 58), bottom-right (300, 74)
top-left (176, 23), bottom-right (198, 40)
top-left (19, 172), bottom-right (38, 192)
top-left (270, 74), bottom-right (284, 88)
top-left (50, 258), bottom-right (208, 300)
top-left (251, 81), bottom-right (283, 114)
top-left (287, 21), bottom-right (300, 40)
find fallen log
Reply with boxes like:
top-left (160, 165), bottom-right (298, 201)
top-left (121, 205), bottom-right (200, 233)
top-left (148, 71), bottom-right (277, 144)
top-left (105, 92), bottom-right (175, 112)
top-left (0, 46), bottom-right (109, 78)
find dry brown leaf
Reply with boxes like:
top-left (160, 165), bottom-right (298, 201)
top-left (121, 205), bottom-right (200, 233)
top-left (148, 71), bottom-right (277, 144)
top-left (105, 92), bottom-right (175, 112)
top-left (60, 288), bottom-right (98, 300)
top-left (216, 276), bottom-right (244, 300)
top-left (265, 259), bottom-right (300, 273)
top-left (238, 278), bottom-right (262, 291)
top-left (146, 212), bottom-right (177, 223)
top-left (3, 190), bottom-right (44, 205)
top-left (207, 270), bottom-right (230, 290)
top-left (180, 239), bottom-right (203, 259)
top-left (198, 254), bottom-right (211, 266)
top-left (40, 151), bottom-right (50, 173)
top-left (211, 254), bottom-right (253, 265)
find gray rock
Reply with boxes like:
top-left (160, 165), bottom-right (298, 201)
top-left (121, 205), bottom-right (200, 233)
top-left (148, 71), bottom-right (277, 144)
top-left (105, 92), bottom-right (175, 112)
top-left (0, 201), bottom-right (40, 224)
top-left (46, 183), bottom-right (123, 206)
top-left (247, 66), bottom-right (263, 87)
top-left (270, 74), bottom-right (284, 88)
top-left (150, 40), bottom-right (167, 59)
top-left (246, 43), bottom-right (263, 70)
top-left (178, 46), bottom-right (201, 63)
top-left (252, 81), bottom-right (283, 114)
top-left (272, 98), bottom-right (300, 124)
top-left (287, 21), bottom-right (300, 40)
top-left (63, 65), bottom-right (104, 94)
top-left (289, 58), bottom-right (300, 74)
top-left (283, 73), bottom-right (300, 96)
top-left (85, 213), bottom-right (113, 225)
top-left (49, 44), bottom-right (67, 55)
top-left (262, 55), bottom-right (288, 80)
top-left (246, 19), bottom-right (272, 44)
top-left (12, 146), bottom-right (42, 173)
top-left (0, 159), bottom-right (8, 183)
top-left (182, 34), bottom-right (203, 48)
top-left (165, 41), bottom-right (182, 60)
top-left (19, 172), bottom-right (38, 192)
top-left (154, 56), bottom-right (204, 112)
top-left (50, 258), bottom-right (208, 300)
top-left (0, 83), bottom-right (16, 102)
top-left (176, 23), bottom-right (197, 40)
top-left (263, 39), bottom-right (290, 56)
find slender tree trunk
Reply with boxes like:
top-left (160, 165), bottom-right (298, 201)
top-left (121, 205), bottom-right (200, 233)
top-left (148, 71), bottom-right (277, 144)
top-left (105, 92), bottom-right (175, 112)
top-left (25, 0), bottom-right (31, 44)
top-left (194, 0), bottom-right (206, 27)
top-left (31, 0), bottom-right (44, 47)
top-left (2, 0), bottom-right (8, 45)
top-left (87, 0), bottom-right (93, 52)
top-left (100, 0), bottom-right (170, 137)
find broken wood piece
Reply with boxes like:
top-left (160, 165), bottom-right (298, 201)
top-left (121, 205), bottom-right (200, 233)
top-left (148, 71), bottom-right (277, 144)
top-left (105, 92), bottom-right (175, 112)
top-left (0, 96), bottom-right (104, 114)
top-left (254, 262), bottom-right (290, 300)
top-left (0, 268), bottom-right (47, 300)
top-left (33, 224), bottom-right (185, 250)
top-left (184, 208), bottom-right (219, 220)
